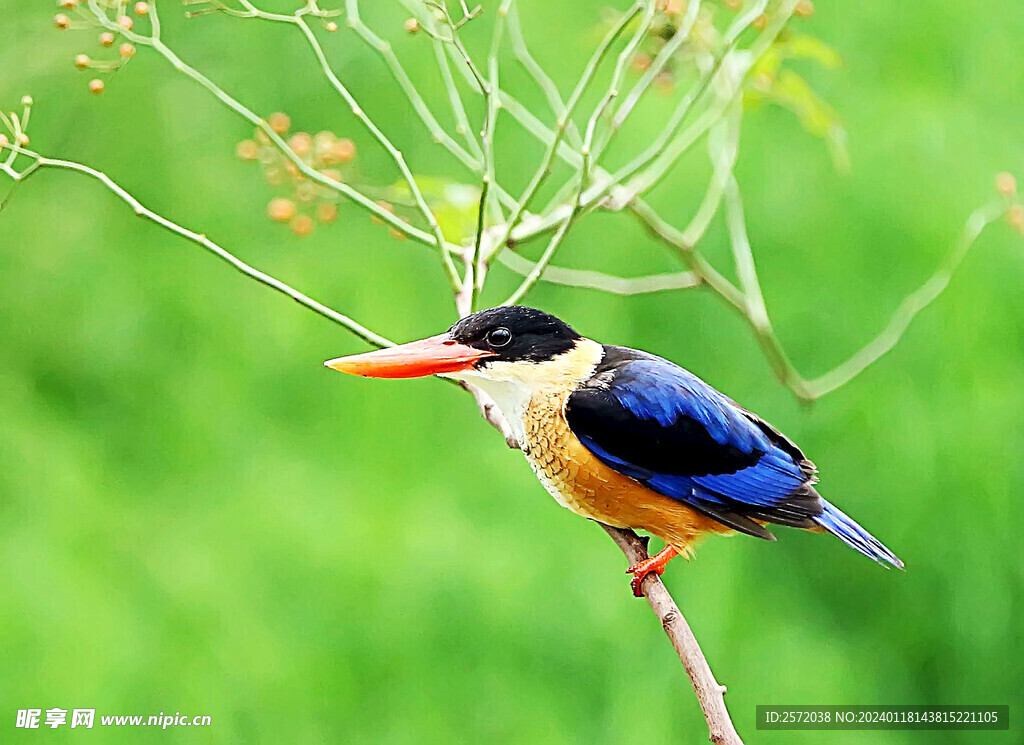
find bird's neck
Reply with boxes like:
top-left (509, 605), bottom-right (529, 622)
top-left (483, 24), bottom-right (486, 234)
top-left (470, 339), bottom-right (604, 448)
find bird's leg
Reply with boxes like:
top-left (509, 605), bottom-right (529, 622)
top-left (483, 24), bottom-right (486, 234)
top-left (626, 545), bottom-right (679, 597)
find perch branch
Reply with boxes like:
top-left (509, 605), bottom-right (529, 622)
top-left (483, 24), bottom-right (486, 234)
top-left (599, 524), bottom-right (743, 745)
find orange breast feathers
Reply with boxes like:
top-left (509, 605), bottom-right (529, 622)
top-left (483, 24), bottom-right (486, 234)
top-left (520, 389), bottom-right (732, 554)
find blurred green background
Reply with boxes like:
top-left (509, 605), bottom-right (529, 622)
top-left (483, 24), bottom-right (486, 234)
top-left (2, 1), bottom-right (1022, 743)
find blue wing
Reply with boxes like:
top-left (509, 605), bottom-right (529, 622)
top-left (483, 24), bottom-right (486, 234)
top-left (566, 346), bottom-right (822, 539)
top-left (566, 345), bottom-right (904, 567)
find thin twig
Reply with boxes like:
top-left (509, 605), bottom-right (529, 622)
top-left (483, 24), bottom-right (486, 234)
top-left (83, 1), bottom-right (445, 254)
top-left (496, 252), bottom-right (699, 295)
top-left (802, 198), bottom-right (1010, 398)
top-left (0, 146), bottom-right (391, 348)
top-left (492, 2), bottom-right (645, 264)
top-left (598, 524), bottom-right (743, 745)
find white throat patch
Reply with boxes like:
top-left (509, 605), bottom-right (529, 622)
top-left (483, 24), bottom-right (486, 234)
top-left (442, 338), bottom-right (604, 447)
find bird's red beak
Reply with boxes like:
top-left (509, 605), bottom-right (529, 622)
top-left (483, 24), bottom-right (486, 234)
top-left (324, 333), bottom-right (495, 379)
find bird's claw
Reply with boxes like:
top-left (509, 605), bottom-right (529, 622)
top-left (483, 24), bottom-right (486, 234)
top-left (625, 545), bottom-right (679, 597)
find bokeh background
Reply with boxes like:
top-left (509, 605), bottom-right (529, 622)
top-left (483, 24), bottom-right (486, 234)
top-left (2, 1), bottom-right (1022, 743)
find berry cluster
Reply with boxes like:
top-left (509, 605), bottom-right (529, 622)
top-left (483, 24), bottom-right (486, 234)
top-left (997, 173), bottom-right (1024, 236)
top-left (54, 0), bottom-right (151, 95)
top-left (628, 0), bottom-right (816, 93)
top-left (236, 112), bottom-right (358, 237)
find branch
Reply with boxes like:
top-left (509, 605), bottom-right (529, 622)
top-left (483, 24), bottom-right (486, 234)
top-left (0, 146), bottom-right (392, 349)
top-left (598, 524), bottom-right (743, 745)
top-left (496, 252), bottom-right (700, 295)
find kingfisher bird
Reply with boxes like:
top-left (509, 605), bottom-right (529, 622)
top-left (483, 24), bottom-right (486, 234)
top-left (325, 306), bottom-right (903, 595)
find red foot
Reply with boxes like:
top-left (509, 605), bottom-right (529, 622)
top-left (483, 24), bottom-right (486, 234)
top-left (626, 545), bottom-right (679, 597)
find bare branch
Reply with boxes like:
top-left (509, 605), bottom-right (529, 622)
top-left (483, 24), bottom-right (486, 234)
top-left (496, 252), bottom-right (699, 295)
top-left (81, 1), bottom-right (447, 254)
top-left (598, 524), bottom-right (743, 745)
top-left (803, 198), bottom-right (1010, 398)
top-left (0, 145), bottom-right (391, 348)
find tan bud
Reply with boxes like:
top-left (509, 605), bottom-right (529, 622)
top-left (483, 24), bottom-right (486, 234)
top-left (100, 31), bottom-right (115, 47)
top-left (404, 17), bottom-right (419, 33)
top-left (134, 1), bottom-right (149, 15)
top-left (74, 53), bottom-right (90, 69)
top-left (370, 200), bottom-right (394, 225)
top-left (995, 172), bottom-right (1017, 197)
top-left (751, 14), bottom-right (767, 30)
top-left (1007, 204), bottom-right (1024, 231)
top-left (54, 13), bottom-right (71, 29)
top-left (795, 0), bottom-right (815, 17)
top-left (117, 15), bottom-right (133, 30)
top-left (235, 139), bottom-right (258, 160)
top-left (631, 53), bottom-right (651, 73)
top-left (16, 133), bottom-right (29, 146)
top-left (387, 227), bottom-right (407, 241)
top-left (290, 214), bottom-right (314, 236)
top-left (21, 95), bottom-right (33, 107)
top-left (332, 138), bottom-right (356, 163)
top-left (316, 203), bottom-right (338, 223)
top-left (268, 112), bottom-right (290, 135)
top-left (119, 42), bottom-right (136, 59)
top-left (0, 134), bottom-right (8, 147)
top-left (326, 21), bottom-right (338, 32)
top-left (58, 0), bottom-right (76, 8)
top-left (288, 132), bottom-right (313, 157)
top-left (268, 197), bottom-right (297, 222)
top-left (89, 78), bottom-right (105, 94)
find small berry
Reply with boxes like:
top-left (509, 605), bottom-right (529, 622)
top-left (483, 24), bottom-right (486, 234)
top-left (89, 78), bottom-right (104, 94)
top-left (119, 42), bottom-right (136, 59)
top-left (404, 17), bottom-right (419, 33)
top-left (268, 112), bottom-right (290, 135)
top-left (631, 53), bottom-right (651, 73)
top-left (100, 31), bottom-right (115, 47)
top-left (268, 197), bottom-right (297, 222)
top-left (288, 132), bottom-right (313, 157)
top-left (54, 13), bottom-right (71, 29)
top-left (332, 138), bottom-right (356, 163)
top-left (794, 0), bottom-right (815, 18)
top-left (117, 15), bottom-right (133, 30)
top-left (995, 172), bottom-right (1017, 197)
top-left (74, 53), bottom-right (90, 69)
top-left (1007, 204), bottom-right (1024, 231)
top-left (370, 200), bottom-right (393, 225)
top-left (235, 139), bottom-right (258, 160)
top-left (296, 181), bottom-right (317, 203)
top-left (316, 203), bottom-right (338, 223)
top-left (326, 21), bottom-right (338, 32)
top-left (290, 214), bottom-right (314, 236)
top-left (134, 1), bottom-right (149, 15)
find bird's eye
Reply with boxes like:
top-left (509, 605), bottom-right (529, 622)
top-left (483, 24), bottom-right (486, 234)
top-left (486, 327), bottom-right (512, 349)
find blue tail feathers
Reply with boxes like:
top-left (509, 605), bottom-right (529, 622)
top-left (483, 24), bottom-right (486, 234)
top-left (814, 500), bottom-right (904, 569)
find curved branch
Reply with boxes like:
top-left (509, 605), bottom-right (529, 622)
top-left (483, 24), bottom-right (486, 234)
top-left (0, 146), bottom-right (392, 349)
top-left (598, 524), bottom-right (743, 745)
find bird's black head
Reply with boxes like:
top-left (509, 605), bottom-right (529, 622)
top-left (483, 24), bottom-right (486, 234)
top-left (449, 306), bottom-right (581, 364)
